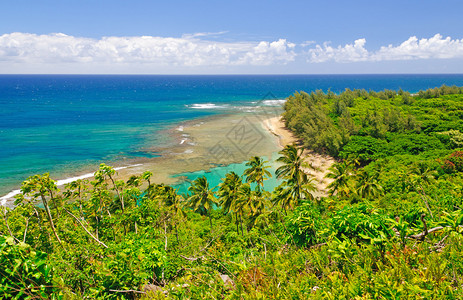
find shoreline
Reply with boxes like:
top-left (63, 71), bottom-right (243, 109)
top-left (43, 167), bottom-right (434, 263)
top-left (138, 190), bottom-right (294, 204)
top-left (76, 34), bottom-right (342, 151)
top-left (1, 112), bottom-right (334, 207)
top-left (1, 111), bottom-right (282, 207)
top-left (261, 116), bottom-right (334, 197)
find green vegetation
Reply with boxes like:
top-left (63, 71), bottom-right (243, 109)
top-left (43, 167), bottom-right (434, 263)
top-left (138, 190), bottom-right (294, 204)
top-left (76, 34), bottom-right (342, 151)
top-left (2, 85), bottom-right (463, 298)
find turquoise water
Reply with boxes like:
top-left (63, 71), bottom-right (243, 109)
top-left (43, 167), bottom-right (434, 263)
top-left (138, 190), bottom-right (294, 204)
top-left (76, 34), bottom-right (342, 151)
top-left (173, 153), bottom-right (282, 195)
top-left (2, 74), bottom-right (463, 198)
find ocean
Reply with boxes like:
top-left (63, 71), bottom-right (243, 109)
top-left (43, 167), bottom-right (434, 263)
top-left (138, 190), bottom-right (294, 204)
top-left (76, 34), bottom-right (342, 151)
top-left (2, 74), bottom-right (463, 202)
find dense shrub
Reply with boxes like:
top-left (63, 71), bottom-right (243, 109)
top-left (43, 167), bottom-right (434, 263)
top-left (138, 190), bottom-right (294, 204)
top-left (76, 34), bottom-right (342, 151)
top-left (0, 236), bottom-right (55, 299)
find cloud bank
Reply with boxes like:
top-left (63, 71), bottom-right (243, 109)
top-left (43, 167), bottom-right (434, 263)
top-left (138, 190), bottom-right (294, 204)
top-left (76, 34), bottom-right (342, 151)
top-left (308, 34), bottom-right (463, 63)
top-left (0, 32), bottom-right (296, 67)
top-left (0, 33), bottom-right (462, 73)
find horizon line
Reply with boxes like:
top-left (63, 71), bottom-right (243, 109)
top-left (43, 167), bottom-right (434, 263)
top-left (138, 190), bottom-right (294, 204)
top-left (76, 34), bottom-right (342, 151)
top-left (1, 73), bottom-right (463, 76)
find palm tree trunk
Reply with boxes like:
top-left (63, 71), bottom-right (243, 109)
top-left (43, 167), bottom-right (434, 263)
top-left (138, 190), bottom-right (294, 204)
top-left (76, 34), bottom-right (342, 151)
top-left (208, 211), bottom-right (213, 231)
top-left (419, 185), bottom-right (434, 219)
top-left (109, 175), bottom-right (124, 211)
top-left (48, 189), bottom-right (60, 218)
top-left (175, 223), bottom-right (180, 244)
top-left (23, 216), bottom-right (30, 243)
top-left (1, 207), bottom-right (19, 244)
top-left (40, 193), bottom-right (62, 245)
top-left (95, 215), bottom-right (99, 240)
top-left (164, 220), bottom-right (168, 251)
top-left (78, 186), bottom-right (84, 218)
top-left (239, 212), bottom-right (244, 235)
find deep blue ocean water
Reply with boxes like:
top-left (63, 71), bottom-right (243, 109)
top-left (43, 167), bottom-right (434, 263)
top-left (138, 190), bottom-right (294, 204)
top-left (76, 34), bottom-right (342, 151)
top-left (2, 74), bottom-right (463, 198)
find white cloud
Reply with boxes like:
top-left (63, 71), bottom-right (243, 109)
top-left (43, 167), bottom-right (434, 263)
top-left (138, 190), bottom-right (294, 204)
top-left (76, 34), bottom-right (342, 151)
top-left (309, 39), bottom-right (369, 63)
top-left (0, 32), bottom-right (296, 69)
top-left (2, 32), bottom-right (463, 73)
top-left (300, 40), bottom-right (316, 47)
top-left (181, 31), bottom-right (229, 39)
top-left (237, 39), bottom-right (296, 65)
top-left (308, 34), bottom-right (463, 63)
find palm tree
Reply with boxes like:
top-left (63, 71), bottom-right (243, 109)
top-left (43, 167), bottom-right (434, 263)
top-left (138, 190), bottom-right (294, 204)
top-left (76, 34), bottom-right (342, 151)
top-left (141, 171), bottom-right (154, 197)
top-left (218, 172), bottom-right (243, 234)
top-left (408, 165), bottom-right (437, 219)
top-left (244, 156), bottom-right (272, 194)
top-left (20, 174), bottom-right (62, 245)
top-left (235, 183), bottom-right (259, 233)
top-left (187, 176), bottom-right (217, 230)
top-left (275, 144), bottom-right (316, 205)
top-left (355, 170), bottom-right (383, 199)
top-left (94, 163), bottom-right (125, 212)
top-left (163, 186), bottom-right (186, 244)
top-left (273, 178), bottom-right (316, 213)
top-left (325, 161), bottom-right (353, 198)
top-left (243, 156), bottom-right (272, 217)
top-left (409, 165), bottom-right (437, 186)
top-left (218, 172), bottom-right (242, 214)
top-left (64, 179), bottom-right (89, 218)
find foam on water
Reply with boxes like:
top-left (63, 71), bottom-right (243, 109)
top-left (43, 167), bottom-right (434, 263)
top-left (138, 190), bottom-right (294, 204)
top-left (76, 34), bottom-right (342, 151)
top-left (261, 99), bottom-right (287, 106)
top-left (187, 99), bottom-right (285, 113)
top-left (189, 103), bottom-right (228, 109)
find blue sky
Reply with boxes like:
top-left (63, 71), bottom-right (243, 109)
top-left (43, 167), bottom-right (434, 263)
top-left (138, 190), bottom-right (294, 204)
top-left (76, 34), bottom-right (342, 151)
top-left (0, 0), bottom-right (462, 74)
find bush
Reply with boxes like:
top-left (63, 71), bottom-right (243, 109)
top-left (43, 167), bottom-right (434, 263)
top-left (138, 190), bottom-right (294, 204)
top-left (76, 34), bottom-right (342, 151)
top-left (326, 204), bottom-right (392, 245)
top-left (0, 236), bottom-right (55, 299)
top-left (286, 203), bottom-right (321, 247)
top-left (441, 151), bottom-right (463, 173)
top-left (340, 135), bottom-right (388, 163)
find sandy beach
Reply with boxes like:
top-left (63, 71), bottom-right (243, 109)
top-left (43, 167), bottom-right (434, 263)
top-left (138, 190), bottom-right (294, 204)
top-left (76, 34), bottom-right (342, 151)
top-left (261, 116), bottom-right (334, 197)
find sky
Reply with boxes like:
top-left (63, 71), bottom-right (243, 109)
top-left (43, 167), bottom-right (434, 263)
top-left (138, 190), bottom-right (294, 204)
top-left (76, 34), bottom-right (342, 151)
top-left (0, 0), bottom-right (462, 74)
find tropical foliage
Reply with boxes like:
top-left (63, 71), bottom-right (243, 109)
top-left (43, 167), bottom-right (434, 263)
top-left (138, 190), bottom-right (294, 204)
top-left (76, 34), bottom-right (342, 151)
top-left (2, 86), bottom-right (463, 298)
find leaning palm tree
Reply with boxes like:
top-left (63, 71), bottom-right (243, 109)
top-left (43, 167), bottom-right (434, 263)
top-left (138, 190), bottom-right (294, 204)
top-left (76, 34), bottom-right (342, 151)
top-left (325, 161), bottom-right (353, 198)
top-left (187, 176), bottom-right (217, 230)
top-left (94, 164), bottom-right (125, 212)
top-left (244, 156), bottom-right (272, 194)
top-left (20, 174), bottom-right (62, 245)
top-left (276, 144), bottom-right (316, 202)
top-left (272, 183), bottom-right (293, 214)
top-left (273, 178), bottom-right (317, 213)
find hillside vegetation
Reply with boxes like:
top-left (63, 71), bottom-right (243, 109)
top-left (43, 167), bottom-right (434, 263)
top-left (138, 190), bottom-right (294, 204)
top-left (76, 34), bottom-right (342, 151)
top-left (2, 85), bottom-right (463, 299)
